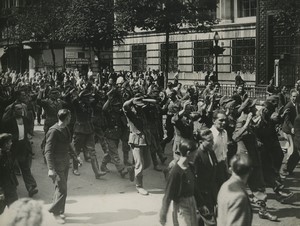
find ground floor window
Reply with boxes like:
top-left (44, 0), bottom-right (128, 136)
top-left (232, 39), bottom-right (255, 73)
top-left (194, 40), bottom-right (214, 72)
top-left (161, 43), bottom-right (178, 72)
top-left (132, 44), bottom-right (147, 72)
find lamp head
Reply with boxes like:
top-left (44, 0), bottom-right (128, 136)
top-left (214, 31), bottom-right (220, 46)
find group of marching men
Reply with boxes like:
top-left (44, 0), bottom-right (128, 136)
top-left (0, 69), bottom-right (300, 225)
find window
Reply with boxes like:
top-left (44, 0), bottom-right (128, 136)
top-left (232, 39), bottom-right (255, 73)
top-left (194, 40), bottom-right (214, 72)
top-left (161, 43), bottom-right (178, 72)
top-left (132, 44), bottom-right (147, 72)
top-left (238, 0), bottom-right (256, 17)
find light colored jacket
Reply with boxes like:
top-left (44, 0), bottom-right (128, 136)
top-left (217, 175), bottom-right (252, 226)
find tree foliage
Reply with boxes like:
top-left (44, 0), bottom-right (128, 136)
top-left (270, 0), bottom-right (300, 36)
top-left (115, 0), bottom-right (218, 33)
top-left (15, 0), bottom-right (69, 42)
top-left (61, 0), bottom-right (127, 52)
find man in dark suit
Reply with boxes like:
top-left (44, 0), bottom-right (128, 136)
top-left (282, 90), bottom-right (298, 135)
top-left (217, 153), bottom-right (253, 226)
top-left (282, 90), bottom-right (298, 175)
top-left (1, 103), bottom-right (38, 197)
top-left (45, 109), bottom-right (80, 224)
top-left (194, 129), bottom-right (218, 225)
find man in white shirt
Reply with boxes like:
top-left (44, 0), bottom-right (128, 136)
top-left (210, 109), bottom-right (229, 189)
top-left (1, 103), bottom-right (38, 197)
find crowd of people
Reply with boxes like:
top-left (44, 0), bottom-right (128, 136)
top-left (0, 68), bottom-right (299, 225)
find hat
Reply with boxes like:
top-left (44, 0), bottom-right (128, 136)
top-left (0, 133), bottom-right (12, 147)
top-left (238, 98), bottom-right (257, 113)
top-left (219, 96), bottom-right (234, 107)
top-left (224, 100), bottom-right (239, 110)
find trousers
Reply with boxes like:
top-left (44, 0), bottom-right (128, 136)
top-left (49, 165), bottom-right (69, 215)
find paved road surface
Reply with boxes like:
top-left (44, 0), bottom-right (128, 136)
top-left (1, 124), bottom-right (300, 226)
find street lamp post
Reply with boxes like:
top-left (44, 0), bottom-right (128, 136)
top-left (211, 31), bottom-right (225, 82)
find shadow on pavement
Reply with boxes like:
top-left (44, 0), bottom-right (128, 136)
top-left (274, 206), bottom-right (300, 219)
top-left (65, 209), bottom-right (157, 224)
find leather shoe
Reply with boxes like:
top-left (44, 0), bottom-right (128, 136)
top-left (59, 214), bottom-right (66, 219)
top-left (258, 211), bottom-right (278, 221)
top-left (28, 187), bottom-right (38, 197)
top-left (72, 170), bottom-right (80, 176)
top-left (136, 187), bottom-right (149, 195)
top-left (95, 170), bottom-right (107, 179)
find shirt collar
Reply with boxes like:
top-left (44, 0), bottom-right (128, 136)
top-left (211, 125), bottom-right (224, 135)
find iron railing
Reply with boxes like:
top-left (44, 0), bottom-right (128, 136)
top-left (220, 84), bottom-right (268, 102)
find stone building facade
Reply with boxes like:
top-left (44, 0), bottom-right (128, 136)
top-left (113, 0), bottom-right (300, 86)
top-left (256, 0), bottom-right (300, 87)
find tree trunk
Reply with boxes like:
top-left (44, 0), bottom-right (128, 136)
top-left (50, 41), bottom-right (56, 74)
top-left (164, 27), bottom-right (170, 89)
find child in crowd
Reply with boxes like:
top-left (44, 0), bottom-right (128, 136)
top-left (159, 138), bottom-right (198, 226)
